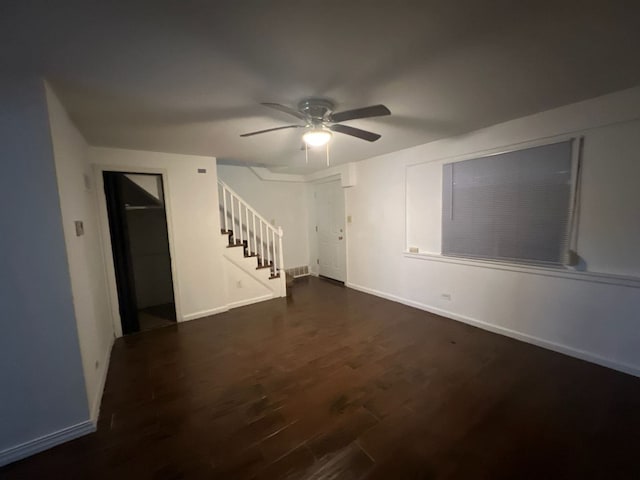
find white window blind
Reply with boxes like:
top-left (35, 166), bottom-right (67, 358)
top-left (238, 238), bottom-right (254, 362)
top-left (442, 140), bottom-right (574, 265)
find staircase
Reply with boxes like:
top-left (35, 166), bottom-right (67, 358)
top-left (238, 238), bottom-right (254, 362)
top-left (218, 180), bottom-right (286, 301)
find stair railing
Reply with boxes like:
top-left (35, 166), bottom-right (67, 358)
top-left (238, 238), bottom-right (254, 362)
top-left (218, 179), bottom-right (284, 277)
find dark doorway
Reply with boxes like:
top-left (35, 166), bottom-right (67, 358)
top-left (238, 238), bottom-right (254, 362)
top-left (103, 172), bottom-right (176, 334)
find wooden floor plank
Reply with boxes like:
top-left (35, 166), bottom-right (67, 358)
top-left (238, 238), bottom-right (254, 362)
top-left (2, 276), bottom-right (639, 479)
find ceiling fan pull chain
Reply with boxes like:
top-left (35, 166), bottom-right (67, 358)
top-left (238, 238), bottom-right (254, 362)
top-left (326, 141), bottom-right (330, 167)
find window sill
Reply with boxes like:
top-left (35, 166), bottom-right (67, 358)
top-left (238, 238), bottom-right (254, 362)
top-left (402, 251), bottom-right (640, 289)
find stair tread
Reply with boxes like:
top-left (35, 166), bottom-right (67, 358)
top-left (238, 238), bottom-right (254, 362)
top-left (269, 274), bottom-right (280, 280)
top-left (227, 243), bottom-right (244, 248)
top-left (256, 264), bottom-right (273, 270)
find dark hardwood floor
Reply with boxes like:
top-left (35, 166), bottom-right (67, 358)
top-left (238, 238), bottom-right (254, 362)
top-left (3, 277), bottom-right (639, 479)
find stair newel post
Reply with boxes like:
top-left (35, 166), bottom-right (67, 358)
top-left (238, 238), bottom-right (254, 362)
top-left (278, 227), bottom-right (286, 296)
top-left (222, 186), bottom-right (228, 232)
top-left (260, 220), bottom-right (265, 266)
top-left (266, 226), bottom-right (272, 267)
top-left (277, 227), bottom-right (284, 276)
top-left (252, 213), bottom-right (257, 256)
top-left (271, 229), bottom-right (277, 275)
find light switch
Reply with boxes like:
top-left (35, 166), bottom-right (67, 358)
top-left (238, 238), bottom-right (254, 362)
top-left (75, 221), bottom-right (84, 237)
top-left (347, 215), bottom-right (352, 223)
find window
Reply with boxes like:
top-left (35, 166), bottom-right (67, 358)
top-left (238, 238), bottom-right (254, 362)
top-left (442, 140), bottom-right (576, 265)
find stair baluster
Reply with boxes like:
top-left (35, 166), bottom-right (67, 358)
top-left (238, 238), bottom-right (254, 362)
top-left (230, 193), bottom-right (235, 238)
top-left (253, 213), bottom-right (257, 257)
top-left (260, 220), bottom-right (265, 266)
top-left (218, 179), bottom-right (285, 286)
top-left (222, 185), bottom-right (228, 232)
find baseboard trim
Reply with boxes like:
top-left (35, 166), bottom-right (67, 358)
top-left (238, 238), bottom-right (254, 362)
top-left (182, 306), bottom-right (229, 322)
top-left (90, 336), bottom-right (114, 424)
top-left (227, 293), bottom-right (274, 310)
top-left (346, 282), bottom-right (640, 378)
top-left (0, 420), bottom-right (95, 467)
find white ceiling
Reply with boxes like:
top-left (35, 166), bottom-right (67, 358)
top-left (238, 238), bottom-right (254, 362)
top-left (2, 1), bottom-right (640, 173)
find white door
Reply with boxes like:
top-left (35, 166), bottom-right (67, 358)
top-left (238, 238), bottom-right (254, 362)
top-left (315, 180), bottom-right (346, 282)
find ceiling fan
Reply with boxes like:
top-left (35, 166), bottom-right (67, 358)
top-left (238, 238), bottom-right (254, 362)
top-left (240, 98), bottom-right (391, 147)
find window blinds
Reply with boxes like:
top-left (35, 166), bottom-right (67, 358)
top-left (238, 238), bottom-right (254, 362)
top-left (442, 140), bottom-right (574, 265)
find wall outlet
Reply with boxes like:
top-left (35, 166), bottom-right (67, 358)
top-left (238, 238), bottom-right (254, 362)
top-left (441, 293), bottom-right (452, 301)
top-left (347, 215), bottom-right (352, 223)
top-left (408, 246), bottom-right (419, 253)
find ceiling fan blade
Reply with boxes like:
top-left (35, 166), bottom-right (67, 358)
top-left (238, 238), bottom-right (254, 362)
top-left (329, 104), bottom-right (391, 123)
top-left (261, 103), bottom-right (306, 121)
top-left (240, 125), bottom-right (303, 137)
top-left (330, 124), bottom-right (381, 142)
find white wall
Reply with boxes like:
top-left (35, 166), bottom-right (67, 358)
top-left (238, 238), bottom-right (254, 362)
top-left (89, 147), bottom-right (228, 325)
top-left (0, 77), bottom-right (91, 464)
top-left (406, 122), bottom-right (640, 278)
top-left (217, 165), bottom-right (310, 269)
top-left (223, 245), bottom-right (275, 308)
top-left (346, 86), bottom-right (640, 376)
top-left (45, 84), bottom-right (115, 422)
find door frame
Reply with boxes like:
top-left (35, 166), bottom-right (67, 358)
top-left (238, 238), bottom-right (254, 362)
top-left (94, 165), bottom-right (182, 338)
top-left (312, 176), bottom-right (347, 283)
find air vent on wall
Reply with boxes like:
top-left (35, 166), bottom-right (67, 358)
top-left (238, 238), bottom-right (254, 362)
top-left (285, 266), bottom-right (310, 278)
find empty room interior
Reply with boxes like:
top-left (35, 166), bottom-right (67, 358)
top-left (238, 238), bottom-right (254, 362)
top-left (2, 1), bottom-right (640, 478)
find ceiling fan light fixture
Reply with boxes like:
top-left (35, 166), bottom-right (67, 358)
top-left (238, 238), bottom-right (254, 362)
top-left (302, 128), bottom-right (332, 147)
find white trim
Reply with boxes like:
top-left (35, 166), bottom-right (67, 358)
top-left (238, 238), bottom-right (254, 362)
top-left (403, 251), bottom-right (640, 289)
top-left (227, 293), bottom-right (275, 310)
top-left (93, 165), bottom-right (123, 338)
top-left (182, 306), bottom-right (229, 322)
top-left (346, 282), bottom-right (640, 378)
top-left (308, 173), bottom-right (341, 185)
top-left (90, 336), bottom-right (114, 424)
top-left (305, 163), bottom-right (357, 187)
top-left (248, 163), bottom-right (357, 187)
top-left (0, 421), bottom-right (95, 467)
top-left (407, 132), bottom-right (580, 170)
top-left (183, 295), bottom-right (276, 319)
top-left (249, 167), bottom-right (306, 182)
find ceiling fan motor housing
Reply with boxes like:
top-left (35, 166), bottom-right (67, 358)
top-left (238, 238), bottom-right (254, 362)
top-left (298, 98), bottom-right (335, 125)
